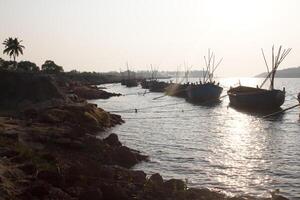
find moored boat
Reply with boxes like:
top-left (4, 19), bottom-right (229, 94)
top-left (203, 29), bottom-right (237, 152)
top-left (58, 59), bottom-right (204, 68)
top-left (228, 46), bottom-right (291, 110)
top-left (228, 86), bottom-right (285, 109)
top-left (186, 49), bottom-right (223, 103)
top-left (187, 82), bottom-right (223, 103)
top-left (121, 62), bottom-right (138, 87)
top-left (149, 80), bottom-right (170, 92)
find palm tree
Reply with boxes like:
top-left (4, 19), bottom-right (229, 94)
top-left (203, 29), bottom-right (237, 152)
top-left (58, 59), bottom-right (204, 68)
top-left (2, 37), bottom-right (25, 67)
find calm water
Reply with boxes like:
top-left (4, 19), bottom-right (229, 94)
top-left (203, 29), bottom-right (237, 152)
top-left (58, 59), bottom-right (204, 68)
top-left (90, 78), bottom-right (300, 199)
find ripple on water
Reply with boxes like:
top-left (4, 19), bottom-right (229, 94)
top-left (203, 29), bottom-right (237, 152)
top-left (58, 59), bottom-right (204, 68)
top-left (93, 78), bottom-right (300, 199)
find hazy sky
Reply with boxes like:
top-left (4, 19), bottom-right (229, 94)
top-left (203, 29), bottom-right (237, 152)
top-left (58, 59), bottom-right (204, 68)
top-left (1, 0), bottom-right (300, 76)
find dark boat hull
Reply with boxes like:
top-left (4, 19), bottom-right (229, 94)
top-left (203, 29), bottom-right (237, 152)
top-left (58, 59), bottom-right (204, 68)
top-left (187, 83), bottom-right (223, 103)
top-left (228, 86), bottom-right (285, 110)
top-left (126, 79), bottom-right (138, 87)
top-left (149, 81), bottom-right (170, 92)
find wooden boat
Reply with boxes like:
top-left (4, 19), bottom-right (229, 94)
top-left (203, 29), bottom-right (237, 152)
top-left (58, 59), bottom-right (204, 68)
top-left (140, 79), bottom-right (150, 89)
top-left (187, 82), bottom-right (223, 103)
top-left (228, 46), bottom-right (291, 110)
top-left (228, 86), bottom-right (285, 109)
top-left (149, 80), bottom-right (170, 92)
top-left (121, 63), bottom-right (138, 87)
top-left (121, 79), bottom-right (126, 85)
top-left (125, 79), bottom-right (138, 87)
top-left (186, 49), bottom-right (223, 103)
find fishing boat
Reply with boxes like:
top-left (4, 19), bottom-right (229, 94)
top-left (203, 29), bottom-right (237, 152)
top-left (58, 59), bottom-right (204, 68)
top-left (228, 46), bottom-right (291, 110)
top-left (141, 65), bottom-right (158, 89)
top-left (186, 50), bottom-right (223, 103)
top-left (121, 63), bottom-right (138, 87)
top-left (187, 82), bottom-right (223, 103)
top-left (140, 79), bottom-right (150, 89)
top-left (228, 86), bottom-right (285, 109)
top-left (149, 80), bottom-right (170, 92)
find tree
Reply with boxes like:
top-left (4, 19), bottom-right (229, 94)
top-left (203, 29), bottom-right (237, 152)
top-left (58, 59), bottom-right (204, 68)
top-left (0, 57), bottom-right (15, 71)
top-left (41, 60), bottom-right (64, 73)
top-left (17, 61), bottom-right (39, 72)
top-left (2, 37), bottom-right (25, 67)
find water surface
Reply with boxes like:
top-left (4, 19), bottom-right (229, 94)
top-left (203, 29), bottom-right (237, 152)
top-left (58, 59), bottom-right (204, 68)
top-left (90, 78), bottom-right (300, 199)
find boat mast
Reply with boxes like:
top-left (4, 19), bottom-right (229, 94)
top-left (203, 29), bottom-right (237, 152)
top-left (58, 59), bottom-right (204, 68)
top-left (260, 46), bottom-right (292, 90)
top-left (203, 49), bottom-right (222, 83)
top-left (126, 62), bottom-right (130, 80)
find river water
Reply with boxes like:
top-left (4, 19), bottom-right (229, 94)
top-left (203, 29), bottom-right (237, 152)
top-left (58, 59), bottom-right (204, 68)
top-left (90, 78), bottom-right (300, 199)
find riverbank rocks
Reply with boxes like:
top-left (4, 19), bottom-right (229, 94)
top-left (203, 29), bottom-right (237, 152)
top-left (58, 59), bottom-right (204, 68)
top-left (104, 133), bottom-right (122, 146)
top-left (73, 85), bottom-right (121, 100)
top-left (113, 146), bottom-right (148, 168)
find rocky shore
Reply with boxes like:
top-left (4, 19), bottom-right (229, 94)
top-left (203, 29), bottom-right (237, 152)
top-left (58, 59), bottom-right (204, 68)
top-left (0, 71), bottom-right (289, 200)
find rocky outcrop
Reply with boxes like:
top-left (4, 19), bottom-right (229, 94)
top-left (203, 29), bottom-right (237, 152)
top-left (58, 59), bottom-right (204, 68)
top-left (72, 85), bottom-right (121, 100)
top-left (23, 102), bottom-right (124, 133)
top-left (0, 115), bottom-right (146, 200)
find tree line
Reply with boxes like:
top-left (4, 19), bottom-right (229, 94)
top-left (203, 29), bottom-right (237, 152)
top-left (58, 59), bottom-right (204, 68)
top-left (0, 37), bottom-right (64, 73)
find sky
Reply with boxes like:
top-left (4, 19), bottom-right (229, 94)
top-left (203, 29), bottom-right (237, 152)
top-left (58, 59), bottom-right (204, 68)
top-left (0, 0), bottom-right (300, 76)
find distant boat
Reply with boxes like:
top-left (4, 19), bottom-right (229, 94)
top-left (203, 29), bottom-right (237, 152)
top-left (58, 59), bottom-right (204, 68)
top-left (149, 80), bottom-right (170, 92)
top-left (121, 62), bottom-right (138, 87)
top-left (186, 49), bottom-right (223, 103)
top-left (125, 79), bottom-right (138, 87)
top-left (141, 79), bottom-right (150, 89)
top-left (228, 46), bottom-right (291, 110)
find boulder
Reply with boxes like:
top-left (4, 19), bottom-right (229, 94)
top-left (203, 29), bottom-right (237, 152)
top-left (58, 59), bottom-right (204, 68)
top-left (114, 146), bottom-right (139, 168)
top-left (149, 173), bottom-right (164, 186)
top-left (163, 179), bottom-right (186, 192)
top-left (104, 133), bottom-right (122, 147)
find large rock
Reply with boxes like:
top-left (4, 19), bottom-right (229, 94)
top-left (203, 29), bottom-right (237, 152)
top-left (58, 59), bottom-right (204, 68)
top-left (114, 146), bottom-right (141, 168)
top-left (163, 179), bottom-right (186, 193)
top-left (104, 133), bottom-right (122, 147)
top-left (73, 85), bottom-right (121, 100)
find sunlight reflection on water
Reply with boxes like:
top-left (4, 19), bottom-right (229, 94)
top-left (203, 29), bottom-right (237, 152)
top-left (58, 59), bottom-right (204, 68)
top-left (91, 78), bottom-right (300, 199)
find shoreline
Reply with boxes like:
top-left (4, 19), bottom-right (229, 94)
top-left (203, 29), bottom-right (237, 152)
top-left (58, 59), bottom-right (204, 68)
top-left (0, 71), bottom-right (289, 200)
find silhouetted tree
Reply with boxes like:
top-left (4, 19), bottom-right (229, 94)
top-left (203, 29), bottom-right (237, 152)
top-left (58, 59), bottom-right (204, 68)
top-left (41, 60), bottom-right (64, 73)
top-left (2, 37), bottom-right (25, 67)
top-left (0, 57), bottom-right (15, 71)
top-left (17, 61), bottom-right (39, 72)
